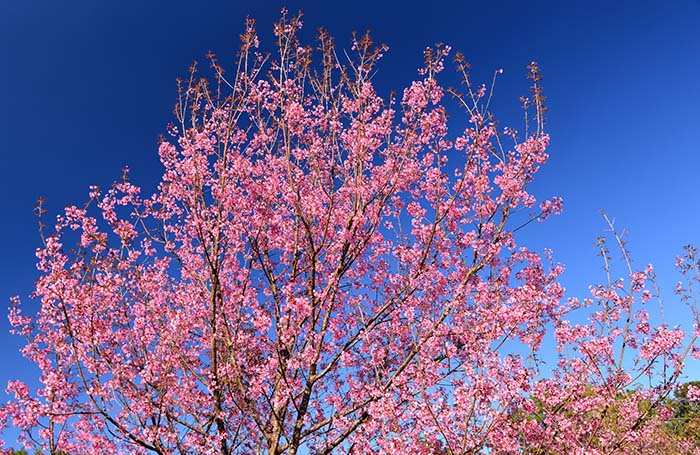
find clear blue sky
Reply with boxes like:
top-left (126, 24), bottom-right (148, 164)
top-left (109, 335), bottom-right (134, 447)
top-left (2, 0), bottom-right (699, 447)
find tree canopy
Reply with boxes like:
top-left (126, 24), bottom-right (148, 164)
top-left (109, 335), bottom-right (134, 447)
top-left (1, 11), bottom-right (699, 455)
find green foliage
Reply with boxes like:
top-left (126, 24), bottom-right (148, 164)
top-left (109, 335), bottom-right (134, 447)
top-left (666, 380), bottom-right (700, 446)
top-left (7, 449), bottom-right (30, 455)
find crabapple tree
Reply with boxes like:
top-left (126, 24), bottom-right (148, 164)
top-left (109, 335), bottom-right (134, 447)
top-left (2, 11), bottom-right (699, 455)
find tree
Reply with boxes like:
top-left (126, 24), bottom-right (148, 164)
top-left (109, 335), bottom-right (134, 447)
top-left (1, 449), bottom-right (69, 455)
top-left (1, 10), bottom-right (698, 454)
top-left (660, 380), bottom-right (700, 453)
top-left (4, 449), bottom-right (31, 455)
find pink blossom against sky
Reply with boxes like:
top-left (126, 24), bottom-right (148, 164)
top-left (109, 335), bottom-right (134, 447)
top-left (1, 0), bottom-right (699, 448)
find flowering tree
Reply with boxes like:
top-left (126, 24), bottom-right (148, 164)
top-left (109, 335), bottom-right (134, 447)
top-left (2, 11), bottom-right (699, 455)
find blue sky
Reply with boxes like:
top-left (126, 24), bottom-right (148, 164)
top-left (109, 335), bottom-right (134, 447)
top-left (1, 0), bottom-right (699, 447)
